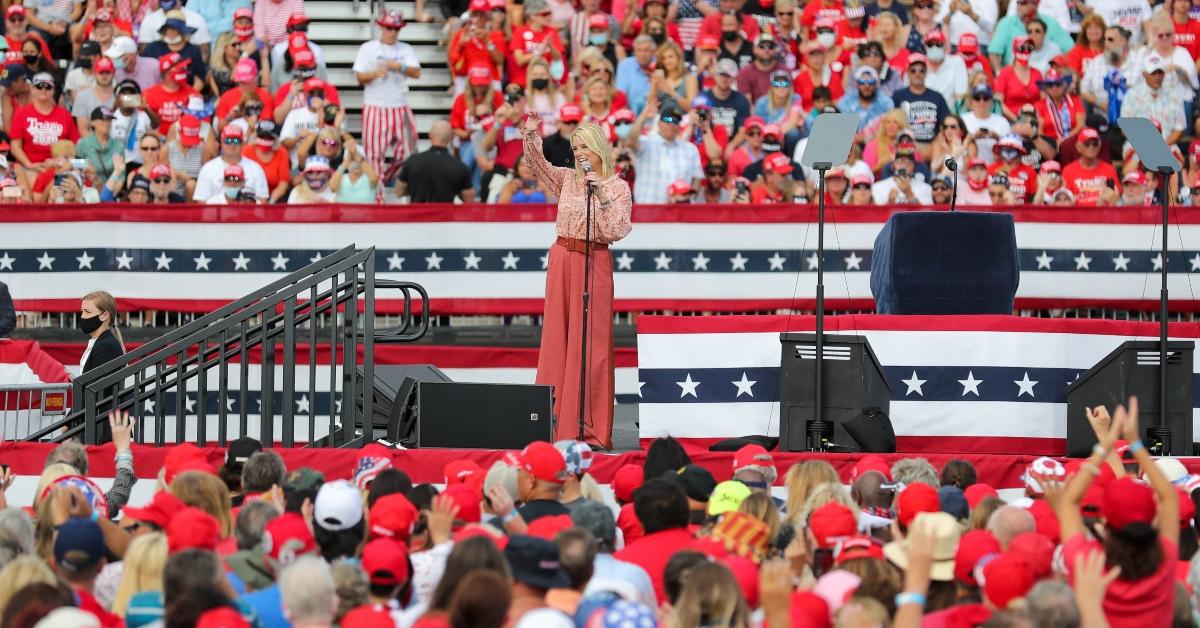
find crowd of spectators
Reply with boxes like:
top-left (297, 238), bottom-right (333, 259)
top-left (0, 399), bottom-right (1196, 627)
top-left (0, 0), bottom-right (1196, 205)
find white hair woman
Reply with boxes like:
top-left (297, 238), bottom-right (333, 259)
top-left (521, 113), bottom-right (632, 448)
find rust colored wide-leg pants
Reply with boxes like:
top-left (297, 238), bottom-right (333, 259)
top-left (536, 240), bottom-right (615, 449)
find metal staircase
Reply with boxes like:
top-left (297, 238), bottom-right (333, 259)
top-left (26, 247), bottom-right (428, 447)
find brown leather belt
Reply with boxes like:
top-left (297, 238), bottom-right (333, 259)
top-left (555, 236), bottom-right (609, 253)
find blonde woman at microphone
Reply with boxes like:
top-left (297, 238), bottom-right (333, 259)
top-left (520, 111), bottom-right (632, 449)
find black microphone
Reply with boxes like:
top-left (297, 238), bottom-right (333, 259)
top-left (580, 157), bottom-right (595, 192)
top-left (945, 157), bottom-right (959, 212)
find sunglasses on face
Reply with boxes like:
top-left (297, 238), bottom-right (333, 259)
top-left (223, 137), bottom-right (242, 144)
top-left (33, 83), bottom-right (53, 91)
top-left (660, 115), bottom-right (679, 124)
top-left (141, 144), bottom-right (159, 150)
top-left (858, 79), bottom-right (877, 86)
top-left (1104, 36), bottom-right (1119, 42)
top-left (1018, 44), bottom-right (1034, 52)
top-left (152, 177), bottom-right (170, 184)
top-left (853, 183), bottom-right (870, 189)
top-left (224, 176), bottom-right (243, 183)
top-left (6, 15), bottom-right (23, 22)
top-left (777, 10), bottom-right (794, 15)
top-left (1081, 139), bottom-right (1100, 146)
top-left (320, 138), bottom-right (339, 146)
top-left (932, 184), bottom-right (950, 191)
top-left (758, 42), bottom-right (777, 50)
top-left (771, 80), bottom-right (790, 87)
top-left (708, 170), bottom-right (726, 177)
top-left (944, 124), bottom-right (960, 130)
top-left (909, 65), bottom-right (926, 73)
top-left (858, 47), bottom-right (882, 57)
top-left (973, 94), bottom-right (992, 101)
top-left (926, 41), bottom-right (944, 48)
top-left (747, 129), bottom-right (762, 136)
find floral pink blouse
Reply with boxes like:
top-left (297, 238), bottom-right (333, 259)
top-left (523, 130), bottom-right (633, 245)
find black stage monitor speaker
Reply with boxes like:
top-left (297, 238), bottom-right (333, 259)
top-left (778, 333), bottom-right (892, 452)
top-left (356, 365), bottom-right (453, 438)
top-left (405, 382), bottom-right (555, 449)
top-left (1065, 340), bottom-right (1194, 457)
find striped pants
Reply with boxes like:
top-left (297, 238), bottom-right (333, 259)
top-left (361, 104), bottom-right (418, 202)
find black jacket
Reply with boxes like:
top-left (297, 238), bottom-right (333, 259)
top-left (0, 282), bottom-right (14, 338)
top-left (82, 329), bottom-right (124, 374)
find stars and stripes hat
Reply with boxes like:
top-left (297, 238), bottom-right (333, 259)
top-left (553, 439), bottom-right (595, 477)
top-left (1022, 456), bottom-right (1065, 496)
top-left (377, 8), bottom-right (406, 28)
top-left (353, 443), bottom-right (393, 489)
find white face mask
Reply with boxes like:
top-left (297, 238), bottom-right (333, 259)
top-left (926, 46), bottom-right (945, 62)
top-left (163, 35), bottom-right (183, 46)
top-left (817, 32), bottom-right (837, 48)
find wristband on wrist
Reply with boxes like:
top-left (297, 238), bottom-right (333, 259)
top-left (895, 592), bottom-right (926, 608)
top-left (90, 509), bottom-right (100, 522)
top-left (1091, 443), bottom-right (1108, 457)
top-left (1128, 439), bottom-right (1146, 454)
top-left (501, 509), bottom-right (519, 523)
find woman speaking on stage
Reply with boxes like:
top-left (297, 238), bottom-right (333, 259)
top-left (521, 111), bottom-right (632, 449)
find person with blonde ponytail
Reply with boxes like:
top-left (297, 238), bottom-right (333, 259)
top-left (521, 113), bottom-right (632, 448)
top-left (78, 290), bottom-right (125, 443)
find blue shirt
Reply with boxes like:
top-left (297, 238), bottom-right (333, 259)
top-left (615, 57), bottom-right (652, 116)
top-left (836, 91), bottom-right (895, 130)
top-left (188, 0), bottom-right (251, 39)
top-left (242, 585), bottom-right (286, 628)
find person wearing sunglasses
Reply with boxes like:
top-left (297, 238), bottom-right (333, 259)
top-left (143, 53), bottom-right (201, 136)
top-left (1144, 13), bottom-right (1199, 124)
top-left (146, 163), bottom-right (184, 204)
top-left (10, 72), bottom-right (79, 172)
top-left (624, 98), bottom-right (703, 204)
top-left (1119, 55), bottom-right (1186, 147)
top-left (193, 124), bottom-right (268, 203)
top-left (1060, 127), bottom-right (1119, 206)
top-left (991, 36), bottom-right (1042, 121)
top-left (917, 30), bottom-right (965, 104)
top-left (794, 42), bottom-right (845, 109)
top-left (986, 0), bottom-right (1075, 67)
top-left (837, 66), bottom-right (895, 131)
top-left (736, 32), bottom-right (786, 103)
top-left (871, 143), bottom-right (932, 204)
top-left (1032, 68), bottom-right (1083, 142)
top-left (280, 78), bottom-right (332, 165)
top-left (962, 83), bottom-right (1008, 164)
top-left (892, 54), bottom-right (950, 159)
top-left (702, 59), bottom-right (751, 141)
top-left (847, 173), bottom-right (875, 205)
top-left (243, 120), bottom-right (292, 204)
top-left (1079, 26), bottom-right (1139, 121)
top-left (716, 11), bottom-right (754, 68)
top-left (353, 8), bottom-right (423, 201)
top-left (699, 160), bottom-right (732, 203)
top-left (754, 71), bottom-right (805, 154)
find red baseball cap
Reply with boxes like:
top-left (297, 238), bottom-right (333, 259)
top-left (1180, 487), bottom-right (1196, 524)
top-left (967, 157), bottom-right (987, 169)
top-left (610, 108), bottom-right (635, 124)
top-left (526, 513), bottom-right (573, 540)
top-left (93, 56), bottom-right (115, 74)
top-left (179, 114), bottom-right (201, 148)
top-left (808, 502), bottom-right (857, 548)
top-left (489, 0), bottom-right (506, 9)
top-left (287, 12), bottom-right (310, 28)
top-left (834, 536), bottom-right (884, 564)
top-left (150, 163), bottom-right (172, 180)
top-left (1039, 160), bottom-right (1062, 174)
top-left (453, 523), bottom-right (510, 550)
top-left (925, 30), bottom-right (946, 44)
top-left (166, 506), bottom-right (220, 554)
top-left (467, 64), bottom-right (492, 86)
top-left (790, 591), bottom-right (831, 628)
top-left (1011, 35), bottom-right (1031, 54)
top-left (908, 52), bottom-right (929, 67)
top-left (1008, 532), bottom-right (1054, 580)
top-left (444, 460), bottom-right (484, 486)
top-left (377, 8), bottom-right (406, 29)
top-left (233, 7), bottom-right (253, 21)
top-left (1080, 127), bottom-right (1101, 143)
top-left (669, 180), bottom-right (694, 197)
top-left (958, 32), bottom-right (979, 53)
top-left (963, 483), bottom-right (998, 509)
top-left (762, 124), bottom-right (783, 140)
top-left (292, 47), bottom-right (317, 69)
top-left (559, 103), bottom-right (583, 123)
top-left (221, 125), bottom-right (245, 141)
top-left (361, 538), bottom-right (410, 586)
top-left (850, 455), bottom-right (892, 482)
top-left (263, 512), bottom-right (317, 565)
top-left (764, 153), bottom-right (794, 175)
top-left (288, 31), bottom-right (310, 55)
top-left (303, 77), bottom-right (326, 93)
top-left (588, 13), bottom-right (608, 29)
top-left (516, 441), bottom-right (567, 484)
top-left (93, 9), bottom-right (112, 23)
top-left (223, 163), bottom-right (245, 180)
top-left (441, 483), bottom-right (483, 524)
top-left (745, 116), bottom-right (766, 132)
top-left (158, 52), bottom-right (190, 74)
top-left (123, 490), bottom-right (185, 529)
top-left (1123, 171), bottom-right (1147, 186)
top-left (897, 483), bottom-right (941, 528)
top-left (163, 443), bottom-right (213, 484)
top-left (982, 553), bottom-right (1036, 609)
top-left (612, 465), bottom-right (644, 503)
top-left (732, 444), bottom-right (773, 473)
top-left (1102, 476), bottom-right (1156, 530)
top-left (5, 5), bottom-right (24, 18)
top-left (698, 35), bottom-right (720, 50)
top-left (469, 0), bottom-right (490, 11)
top-left (368, 492), bottom-right (419, 541)
top-left (954, 529), bottom-right (1000, 586)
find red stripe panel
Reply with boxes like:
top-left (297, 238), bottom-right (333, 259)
top-left (1, 204), bottom-right (1196, 224)
top-left (0, 340), bottom-right (70, 383)
top-left (37, 343), bottom-right (639, 369)
top-left (635, 313), bottom-right (1200, 337)
top-left (1, 441), bottom-right (1181, 490)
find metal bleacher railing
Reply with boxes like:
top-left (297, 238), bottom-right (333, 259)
top-left (23, 247), bottom-right (428, 447)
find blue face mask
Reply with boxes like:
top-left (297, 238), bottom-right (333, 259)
top-left (614, 123), bottom-right (632, 139)
top-left (111, 56), bottom-right (126, 70)
top-left (223, 185), bottom-right (240, 199)
top-left (589, 33), bottom-right (609, 46)
top-left (549, 60), bottom-right (565, 81)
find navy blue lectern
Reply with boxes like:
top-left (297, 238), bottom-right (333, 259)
top-left (870, 211), bottom-right (1020, 315)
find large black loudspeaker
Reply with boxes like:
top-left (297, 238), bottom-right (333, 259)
top-left (871, 211), bottom-right (1019, 314)
top-left (406, 382), bottom-right (555, 449)
top-left (778, 333), bottom-right (892, 452)
top-left (356, 365), bottom-right (453, 438)
top-left (1065, 341), bottom-right (1195, 457)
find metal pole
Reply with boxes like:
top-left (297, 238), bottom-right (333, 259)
top-left (812, 166), bottom-right (829, 451)
top-left (1158, 167), bottom-right (1171, 453)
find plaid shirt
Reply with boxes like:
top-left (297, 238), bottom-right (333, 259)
top-left (633, 134), bottom-right (704, 204)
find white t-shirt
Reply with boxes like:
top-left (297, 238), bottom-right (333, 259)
top-left (352, 39), bottom-right (420, 108)
top-left (193, 156), bottom-right (269, 202)
top-left (944, 0), bottom-right (999, 45)
top-left (962, 112), bottom-right (1011, 165)
top-left (872, 177), bottom-right (934, 205)
top-left (110, 109), bottom-right (154, 162)
top-left (926, 57), bottom-right (969, 104)
top-left (1087, 0), bottom-right (1153, 44)
top-left (137, 8), bottom-right (212, 46)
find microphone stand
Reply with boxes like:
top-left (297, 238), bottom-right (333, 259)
top-left (946, 157), bottom-right (959, 212)
top-left (577, 178), bottom-right (594, 444)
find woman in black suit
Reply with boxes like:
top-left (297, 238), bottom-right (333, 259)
top-left (79, 290), bottom-right (125, 443)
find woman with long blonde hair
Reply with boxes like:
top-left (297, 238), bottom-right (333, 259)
top-left (864, 109), bottom-right (910, 173)
top-left (666, 562), bottom-right (750, 628)
top-left (580, 76), bottom-right (615, 123)
top-left (170, 471), bottom-right (235, 539)
top-left (0, 556), bottom-right (57, 618)
top-left (784, 460), bottom-right (841, 525)
top-left (112, 533), bottom-right (168, 618)
top-left (652, 41), bottom-right (697, 113)
top-left (521, 118), bottom-right (632, 447)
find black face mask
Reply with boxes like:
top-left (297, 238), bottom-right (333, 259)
top-left (722, 31), bottom-right (739, 42)
top-left (79, 314), bottom-right (104, 334)
top-left (649, 32), bottom-right (666, 44)
top-left (530, 78), bottom-right (550, 90)
top-left (23, 54), bottom-right (38, 66)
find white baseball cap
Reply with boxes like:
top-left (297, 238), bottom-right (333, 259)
top-left (313, 479), bottom-right (364, 531)
top-left (104, 36), bottom-right (137, 59)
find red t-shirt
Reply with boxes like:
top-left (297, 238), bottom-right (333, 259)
top-left (449, 28), bottom-right (506, 79)
top-left (215, 87), bottom-right (277, 122)
top-left (1175, 18), bottom-right (1200, 62)
top-left (1062, 45), bottom-right (1100, 78)
top-left (271, 82), bottom-right (341, 118)
top-left (989, 161), bottom-right (1036, 202)
top-left (242, 145), bottom-right (290, 193)
top-left (793, 64), bottom-right (845, 105)
top-left (728, 146), bottom-right (765, 179)
top-left (613, 527), bottom-right (696, 603)
top-left (616, 502), bottom-right (644, 545)
top-left (699, 12), bottom-right (760, 44)
top-left (1063, 158), bottom-right (1120, 206)
top-left (751, 185), bottom-right (787, 203)
top-left (1033, 95), bottom-right (1085, 140)
top-left (449, 91), bottom-right (505, 131)
top-left (994, 66), bottom-right (1043, 113)
top-left (800, 1), bottom-right (846, 33)
top-left (143, 84), bottom-right (201, 135)
top-left (75, 588), bottom-right (124, 628)
top-left (1063, 533), bottom-right (1176, 627)
top-left (507, 26), bottom-right (564, 87)
top-left (5, 34), bottom-right (52, 62)
top-left (10, 104), bottom-right (79, 166)
top-left (685, 121), bottom-right (729, 169)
